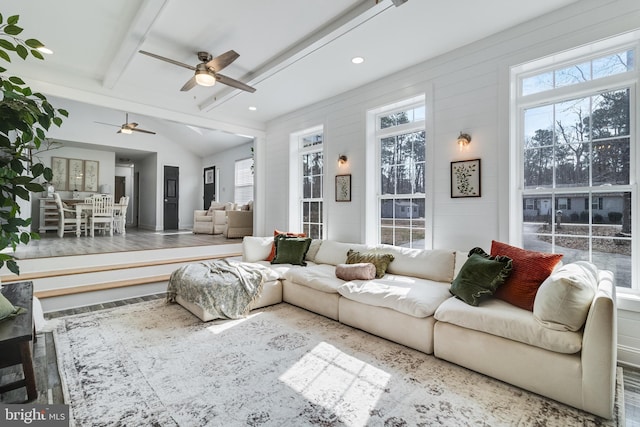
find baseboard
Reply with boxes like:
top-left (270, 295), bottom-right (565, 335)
top-left (618, 344), bottom-right (640, 368)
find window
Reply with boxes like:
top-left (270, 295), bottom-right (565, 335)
top-left (300, 131), bottom-right (324, 239)
top-left (374, 99), bottom-right (426, 248)
top-left (513, 40), bottom-right (637, 289)
top-left (234, 158), bottom-right (253, 205)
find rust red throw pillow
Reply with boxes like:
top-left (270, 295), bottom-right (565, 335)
top-left (266, 229), bottom-right (306, 261)
top-left (491, 240), bottom-right (563, 311)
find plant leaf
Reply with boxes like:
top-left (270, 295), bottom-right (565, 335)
top-left (25, 38), bottom-right (43, 49)
top-left (0, 39), bottom-right (14, 50)
top-left (4, 25), bottom-right (23, 36)
top-left (7, 259), bottom-right (19, 275)
top-left (30, 49), bottom-right (43, 60)
top-left (0, 50), bottom-right (11, 62)
top-left (7, 15), bottom-right (19, 25)
top-left (8, 76), bottom-right (24, 85)
top-left (15, 44), bottom-right (28, 60)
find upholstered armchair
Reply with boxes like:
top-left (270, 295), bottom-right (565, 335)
top-left (225, 210), bottom-right (253, 238)
top-left (193, 202), bottom-right (234, 235)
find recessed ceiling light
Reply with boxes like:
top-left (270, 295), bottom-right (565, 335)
top-left (248, 106), bottom-right (257, 111)
top-left (351, 56), bottom-right (364, 64)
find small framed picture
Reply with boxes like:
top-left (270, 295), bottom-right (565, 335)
top-left (51, 157), bottom-right (68, 191)
top-left (68, 158), bottom-right (84, 192)
top-left (335, 174), bottom-right (351, 202)
top-left (205, 168), bottom-right (214, 184)
top-left (83, 160), bottom-right (99, 192)
top-left (451, 159), bottom-right (481, 198)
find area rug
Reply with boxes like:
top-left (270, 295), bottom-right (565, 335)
top-left (51, 300), bottom-right (624, 426)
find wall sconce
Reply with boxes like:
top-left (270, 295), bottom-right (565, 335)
top-left (338, 155), bottom-right (348, 166)
top-left (457, 132), bottom-right (471, 152)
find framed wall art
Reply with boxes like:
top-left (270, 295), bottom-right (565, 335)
top-left (50, 157), bottom-right (68, 191)
top-left (68, 158), bottom-right (84, 192)
top-left (84, 160), bottom-right (99, 192)
top-left (335, 174), bottom-right (351, 202)
top-left (451, 159), bottom-right (481, 198)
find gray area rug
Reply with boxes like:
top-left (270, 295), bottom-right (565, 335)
top-left (52, 300), bottom-right (624, 426)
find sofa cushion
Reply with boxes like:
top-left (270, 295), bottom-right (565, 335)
top-left (242, 236), bottom-right (274, 262)
top-left (267, 230), bottom-right (307, 261)
top-left (533, 261), bottom-right (598, 332)
top-left (434, 297), bottom-right (583, 354)
top-left (335, 263), bottom-right (376, 281)
top-left (271, 235), bottom-right (312, 266)
top-left (306, 239), bottom-right (322, 263)
top-left (346, 249), bottom-right (394, 278)
top-left (449, 248), bottom-right (513, 306)
top-left (337, 274), bottom-right (452, 318)
top-left (377, 245), bottom-right (456, 282)
top-left (491, 241), bottom-right (563, 311)
top-left (314, 241), bottom-right (372, 266)
top-left (284, 264), bottom-right (345, 293)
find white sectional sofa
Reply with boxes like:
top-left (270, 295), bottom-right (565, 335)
top-left (176, 236), bottom-right (617, 419)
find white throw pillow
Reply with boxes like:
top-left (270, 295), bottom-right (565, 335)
top-left (533, 261), bottom-right (599, 332)
top-left (242, 236), bottom-right (274, 262)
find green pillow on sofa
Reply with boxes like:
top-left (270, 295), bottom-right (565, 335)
top-left (450, 247), bottom-right (513, 306)
top-left (346, 249), bottom-right (394, 278)
top-left (271, 235), bottom-right (312, 266)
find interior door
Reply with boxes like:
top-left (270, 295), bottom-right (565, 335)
top-left (203, 166), bottom-right (216, 209)
top-left (163, 165), bottom-right (179, 230)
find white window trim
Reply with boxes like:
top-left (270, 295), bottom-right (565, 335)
top-left (509, 32), bottom-right (640, 295)
top-left (365, 92), bottom-right (432, 247)
top-left (289, 125), bottom-right (325, 235)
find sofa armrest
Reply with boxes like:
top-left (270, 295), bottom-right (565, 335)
top-left (581, 269), bottom-right (616, 419)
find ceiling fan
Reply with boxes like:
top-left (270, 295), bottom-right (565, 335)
top-left (95, 113), bottom-right (156, 135)
top-left (138, 49), bottom-right (256, 93)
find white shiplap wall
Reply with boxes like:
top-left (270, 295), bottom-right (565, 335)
top-left (261, 0), bottom-right (640, 365)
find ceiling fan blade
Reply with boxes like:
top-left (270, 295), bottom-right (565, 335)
top-left (94, 121), bottom-right (120, 127)
top-left (206, 50), bottom-right (239, 72)
top-left (215, 73), bottom-right (256, 93)
top-left (180, 75), bottom-right (198, 91)
top-left (129, 123), bottom-right (139, 128)
top-left (131, 128), bottom-right (156, 135)
top-left (138, 50), bottom-right (196, 70)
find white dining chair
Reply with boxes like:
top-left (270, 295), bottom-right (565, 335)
top-left (53, 193), bottom-right (86, 237)
top-left (113, 196), bottom-right (129, 235)
top-left (88, 194), bottom-right (114, 237)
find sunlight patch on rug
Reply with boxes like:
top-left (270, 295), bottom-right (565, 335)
top-left (51, 300), bottom-right (623, 426)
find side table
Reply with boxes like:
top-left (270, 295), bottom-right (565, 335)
top-left (0, 281), bottom-right (36, 401)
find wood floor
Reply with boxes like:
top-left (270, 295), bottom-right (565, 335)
top-left (11, 228), bottom-right (238, 259)
top-left (0, 295), bottom-right (638, 426)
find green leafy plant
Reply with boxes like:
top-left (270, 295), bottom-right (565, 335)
top-left (0, 13), bottom-right (68, 274)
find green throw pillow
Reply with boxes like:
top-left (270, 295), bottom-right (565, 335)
top-left (271, 235), bottom-right (313, 266)
top-left (450, 247), bottom-right (513, 306)
top-left (0, 292), bottom-right (25, 321)
top-left (346, 249), bottom-right (395, 278)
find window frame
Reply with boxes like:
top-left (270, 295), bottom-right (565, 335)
top-left (511, 36), bottom-right (639, 291)
top-left (233, 157), bottom-right (254, 206)
top-left (299, 130), bottom-right (324, 239)
top-left (365, 94), bottom-right (430, 248)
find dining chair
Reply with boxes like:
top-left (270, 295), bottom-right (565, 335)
top-left (53, 193), bottom-right (86, 237)
top-left (88, 194), bottom-right (115, 237)
top-left (113, 196), bottom-right (129, 235)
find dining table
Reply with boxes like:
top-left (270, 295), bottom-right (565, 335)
top-left (66, 200), bottom-right (127, 237)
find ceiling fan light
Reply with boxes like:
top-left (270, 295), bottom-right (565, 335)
top-left (195, 70), bottom-right (216, 87)
top-left (120, 127), bottom-right (133, 134)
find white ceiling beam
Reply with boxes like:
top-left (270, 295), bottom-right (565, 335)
top-left (102, 0), bottom-right (169, 89)
top-left (30, 78), bottom-right (265, 139)
top-left (199, 0), bottom-right (394, 113)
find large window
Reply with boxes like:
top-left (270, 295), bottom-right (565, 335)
top-left (234, 158), bottom-right (254, 205)
top-left (375, 102), bottom-right (426, 248)
top-left (514, 42), bottom-right (637, 289)
top-left (300, 131), bottom-right (323, 239)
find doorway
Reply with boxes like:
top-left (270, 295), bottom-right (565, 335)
top-left (203, 166), bottom-right (216, 209)
top-left (163, 165), bottom-right (179, 230)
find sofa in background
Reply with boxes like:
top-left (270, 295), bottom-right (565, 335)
top-left (173, 236), bottom-right (617, 419)
top-left (193, 202), bottom-right (234, 235)
top-left (225, 209), bottom-right (253, 239)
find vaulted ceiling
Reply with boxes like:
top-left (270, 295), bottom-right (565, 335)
top-left (5, 0), bottom-right (578, 158)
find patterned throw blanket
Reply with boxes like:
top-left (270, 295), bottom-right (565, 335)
top-left (166, 259), bottom-right (265, 320)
